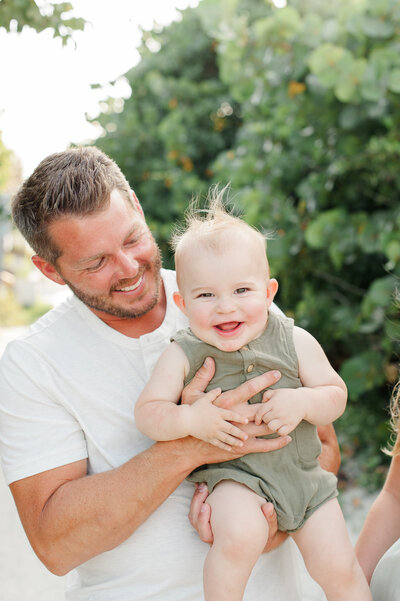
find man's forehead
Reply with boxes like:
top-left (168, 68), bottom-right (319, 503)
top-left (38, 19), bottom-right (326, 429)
top-left (49, 200), bottom-right (146, 263)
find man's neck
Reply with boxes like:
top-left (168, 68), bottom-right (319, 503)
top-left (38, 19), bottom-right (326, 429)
top-left (89, 283), bottom-right (167, 338)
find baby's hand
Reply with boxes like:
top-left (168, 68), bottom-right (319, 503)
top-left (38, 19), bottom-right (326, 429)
top-left (254, 388), bottom-right (308, 436)
top-left (187, 388), bottom-right (249, 451)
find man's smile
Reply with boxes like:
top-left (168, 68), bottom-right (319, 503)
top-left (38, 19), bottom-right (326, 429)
top-left (114, 273), bottom-right (144, 293)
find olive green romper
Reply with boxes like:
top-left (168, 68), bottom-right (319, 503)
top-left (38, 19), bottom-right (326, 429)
top-left (171, 311), bottom-right (338, 532)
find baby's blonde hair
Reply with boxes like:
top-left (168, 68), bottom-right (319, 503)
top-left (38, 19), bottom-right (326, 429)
top-left (171, 185), bottom-right (269, 280)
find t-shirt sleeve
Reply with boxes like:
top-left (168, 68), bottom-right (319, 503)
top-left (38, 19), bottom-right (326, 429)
top-left (0, 341), bottom-right (88, 485)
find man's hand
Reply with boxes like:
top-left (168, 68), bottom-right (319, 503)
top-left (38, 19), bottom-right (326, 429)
top-left (181, 357), bottom-right (281, 412)
top-left (317, 424), bottom-right (341, 474)
top-left (181, 358), bottom-right (290, 455)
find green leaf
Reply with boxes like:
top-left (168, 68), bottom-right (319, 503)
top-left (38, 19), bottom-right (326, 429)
top-left (339, 105), bottom-right (362, 129)
top-left (361, 16), bottom-right (394, 38)
top-left (388, 69), bottom-right (400, 93)
top-left (308, 44), bottom-right (352, 88)
top-left (334, 58), bottom-right (366, 103)
top-left (305, 209), bottom-right (347, 249)
top-left (361, 276), bottom-right (397, 318)
top-left (360, 63), bottom-right (383, 102)
top-left (385, 240), bottom-right (400, 263)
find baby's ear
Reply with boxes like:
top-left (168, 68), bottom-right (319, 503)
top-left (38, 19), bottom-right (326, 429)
top-left (266, 278), bottom-right (279, 305)
top-left (173, 291), bottom-right (186, 314)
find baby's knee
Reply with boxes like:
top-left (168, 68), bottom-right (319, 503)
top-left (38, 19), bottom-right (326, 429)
top-left (213, 518), bottom-right (268, 561)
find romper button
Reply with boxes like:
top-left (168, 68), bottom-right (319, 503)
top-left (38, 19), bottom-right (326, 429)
top-left (247, 364), bottom-right (254, 373)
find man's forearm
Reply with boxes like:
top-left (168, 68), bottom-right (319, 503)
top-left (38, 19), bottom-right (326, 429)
top-left (13, 433), bottom-right (286, 576)
top-left (12, 439), bottom-right (200, 576)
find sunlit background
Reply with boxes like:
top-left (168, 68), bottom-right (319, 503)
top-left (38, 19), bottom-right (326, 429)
top-left (0, 0), bottom-right (204, 176)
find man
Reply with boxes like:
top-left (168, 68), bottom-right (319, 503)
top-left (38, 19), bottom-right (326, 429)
top-left (0, 147), bottom-right (339, 600)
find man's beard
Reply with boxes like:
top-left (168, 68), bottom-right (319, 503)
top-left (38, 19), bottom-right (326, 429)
top-left (60, 248), bottom-right (163, 319)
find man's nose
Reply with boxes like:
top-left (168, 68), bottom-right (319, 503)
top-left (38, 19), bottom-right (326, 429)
top-left (116, 250), bottom-right (139, 276)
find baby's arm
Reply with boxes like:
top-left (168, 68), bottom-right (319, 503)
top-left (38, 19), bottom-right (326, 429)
top-left (255, 326), bottom-right (347, 435)
top-left (134, 342), bottom-right (249, 451)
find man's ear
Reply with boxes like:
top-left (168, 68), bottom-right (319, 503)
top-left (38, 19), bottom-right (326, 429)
top-left (131, 190), bottom-right (144, 217)
top-left (266, 278), bottom-right (279, 306)
top-left (31, 255), bottom-right (66, 286)
top-left (173, 291), bottom-right (186, 314)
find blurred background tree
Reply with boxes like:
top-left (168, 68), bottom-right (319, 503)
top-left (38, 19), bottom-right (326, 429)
top-left (91, 7), bottom-right (241, 261)
top-left (93, 0), bottom-right (399, 488)
top-left (0, 0), bottom-right (85, 44)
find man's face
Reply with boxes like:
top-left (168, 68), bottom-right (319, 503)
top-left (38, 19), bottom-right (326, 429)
top-left (48, 189), bottom-right (162, 320)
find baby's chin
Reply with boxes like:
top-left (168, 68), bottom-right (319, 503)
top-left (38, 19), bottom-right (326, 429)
top-left (213, 340), bottom-right (248, 353)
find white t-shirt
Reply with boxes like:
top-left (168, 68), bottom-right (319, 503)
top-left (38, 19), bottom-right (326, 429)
top-left (370, 538), bottom-right (400, 601)
top-left (0, 269), bottom-right (303, 601)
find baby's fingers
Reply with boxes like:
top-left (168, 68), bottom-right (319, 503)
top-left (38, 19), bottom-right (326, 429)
top-left (254, 405), bottom-right (271, 426)
top-left (219, 408), bottom-right (248, 425)
top-left (267, 419), bottom-right (289, 434)
top-left (223, 421), bottom-right (248, 443)
top-left (210, 437), bottom-right (235, 452)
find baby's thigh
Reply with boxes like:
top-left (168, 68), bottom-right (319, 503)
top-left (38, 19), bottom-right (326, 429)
top-left (208, 481), bottom-right (268, 551)
top-left (291, 498), bottom-right (355, 575)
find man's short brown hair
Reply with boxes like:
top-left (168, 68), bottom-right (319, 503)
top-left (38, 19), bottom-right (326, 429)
top-left (12, 146), bottom-right (132, 264)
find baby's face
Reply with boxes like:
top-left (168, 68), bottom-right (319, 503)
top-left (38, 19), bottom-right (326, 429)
top-left (174, 232), bottom-right (278, 352)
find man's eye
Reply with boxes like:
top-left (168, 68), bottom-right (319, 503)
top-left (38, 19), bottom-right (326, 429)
top-left (87, 258), bottom-right (105, 272)
top-left (235, 287), bottom-right (249, 294)
top-left (125, 236), bottom-right (140, 246)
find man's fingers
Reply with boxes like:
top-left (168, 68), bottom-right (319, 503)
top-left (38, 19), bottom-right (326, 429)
top-left (246, 434), bottom-right (291, 453)
top-left (240, 422), bottom-right (274, 436)
top-left (261, 501), bottom-right (278, 533)
top-left (216, 370), bottom-right (281, 409)
top-left (261, 502), bottom-right (288, 552)
top-left (196, 503), bottom-right (213, 544)
top-left (188, 483), bottom-right (209, 527)
top-left (188, 483), bottom-right (213, 544)
top-left (182, 357), bottom-right (216, 405)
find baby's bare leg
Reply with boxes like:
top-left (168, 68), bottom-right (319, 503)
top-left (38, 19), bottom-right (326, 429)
top-left (204, 480), bottom-right (269, 601)
top-left (291, 498), bottom-right (372, 601)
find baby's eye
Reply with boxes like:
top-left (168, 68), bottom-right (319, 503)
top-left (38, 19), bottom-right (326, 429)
top-left (235, 287), bottom-right (249, 294)
top-left (198, 292), bottom-right (214, 298)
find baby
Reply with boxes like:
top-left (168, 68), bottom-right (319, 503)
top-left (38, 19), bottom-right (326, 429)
top-left (135, 188), bottom-right (371, 601)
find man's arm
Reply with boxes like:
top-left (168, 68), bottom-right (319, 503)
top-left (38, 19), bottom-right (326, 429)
top-left (10, 370), bottom-right (290, 576)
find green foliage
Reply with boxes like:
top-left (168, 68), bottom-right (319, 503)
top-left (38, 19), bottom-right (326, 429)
top-left (92, 7), bottom-right (240, 264)
top-left (0, 0), bottom-right (85, 44)
top-left (93, 0), bottom-right (400, 487)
